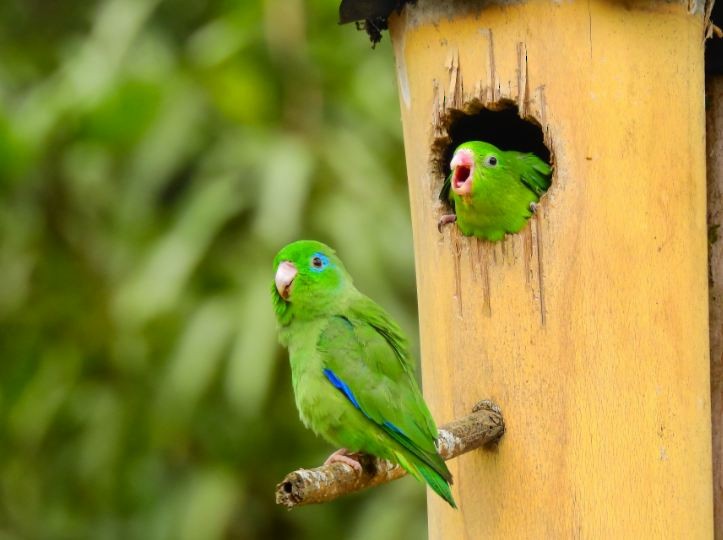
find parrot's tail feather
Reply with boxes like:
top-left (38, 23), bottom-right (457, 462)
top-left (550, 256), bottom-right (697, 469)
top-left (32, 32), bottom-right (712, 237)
top-left (394, 451), bottom-right (457, 509)
top-left (417, 462), bottom-right (457, 509)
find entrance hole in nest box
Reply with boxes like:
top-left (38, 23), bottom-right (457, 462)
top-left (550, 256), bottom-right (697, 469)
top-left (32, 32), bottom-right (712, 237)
top-left (434, 102), bottom-right (552, 196)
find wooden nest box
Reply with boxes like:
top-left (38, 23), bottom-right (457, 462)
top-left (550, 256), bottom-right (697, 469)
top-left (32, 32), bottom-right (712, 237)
top-left (342, 0), bottom-right (718, 537)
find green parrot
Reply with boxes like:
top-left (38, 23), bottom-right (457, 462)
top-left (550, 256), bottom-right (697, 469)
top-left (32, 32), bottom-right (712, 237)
top-left (272, 240), bottom-right (456, 507)
top-left (438, 140), bottom-right (552, 241)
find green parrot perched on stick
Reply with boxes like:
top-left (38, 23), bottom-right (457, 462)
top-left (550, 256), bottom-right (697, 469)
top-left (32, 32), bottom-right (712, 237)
top-left (272, 240), bottom-right (456, 507)
top-left (438, 141), bottom-right (552, 241)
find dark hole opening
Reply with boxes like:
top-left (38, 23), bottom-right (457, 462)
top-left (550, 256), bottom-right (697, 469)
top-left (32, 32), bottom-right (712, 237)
top-left (437, 102), bottom-right (552, 182)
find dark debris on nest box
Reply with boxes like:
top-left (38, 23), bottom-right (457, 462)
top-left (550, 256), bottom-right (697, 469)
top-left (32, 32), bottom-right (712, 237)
top-left (339, 0), bottom-right (416, 45)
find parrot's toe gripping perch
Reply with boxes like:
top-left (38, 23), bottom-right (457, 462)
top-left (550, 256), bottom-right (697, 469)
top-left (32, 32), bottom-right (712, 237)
top-left (324, 448), bottom-right (363, 472)
top-left (438, 214), bottom-right (457, 232)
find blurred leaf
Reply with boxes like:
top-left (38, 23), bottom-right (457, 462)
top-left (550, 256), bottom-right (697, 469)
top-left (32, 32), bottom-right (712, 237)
top-left (114, 175), bottom-right (245, 326)
top-left (7, 346), bottom-right (81, 448)
top-left (153, 297), bottom-right (235, 441)
top-left (253, 134), bottom-right (313, 245)
top-left (176, 468), bottom-right (238, 540)
top-left (225, 268), bottom-right (279, 417)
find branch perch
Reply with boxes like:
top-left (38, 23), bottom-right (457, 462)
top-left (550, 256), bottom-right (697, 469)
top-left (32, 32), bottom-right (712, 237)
top-left (275, 400), bottom-right (505, 509)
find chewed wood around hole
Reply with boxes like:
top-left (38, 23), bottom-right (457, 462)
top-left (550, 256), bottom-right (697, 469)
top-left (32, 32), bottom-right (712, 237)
top-left (430, 100), bottom-right (554, 322)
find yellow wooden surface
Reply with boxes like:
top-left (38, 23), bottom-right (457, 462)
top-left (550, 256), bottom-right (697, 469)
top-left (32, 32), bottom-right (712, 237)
top-left (389, 1), bottom-right (713, 537)
top-left (707, 75), bottom-right (723, 539)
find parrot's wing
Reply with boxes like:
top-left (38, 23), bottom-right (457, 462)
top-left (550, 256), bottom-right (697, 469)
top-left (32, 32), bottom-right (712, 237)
top-left (439, 171), bottom-right (454, 206)
top-left (515, 153), bottom-right (552, 196)
top-left (316, 301), bottom-right (451, 482)
top-left (348, 295), bottom-right (416, 372)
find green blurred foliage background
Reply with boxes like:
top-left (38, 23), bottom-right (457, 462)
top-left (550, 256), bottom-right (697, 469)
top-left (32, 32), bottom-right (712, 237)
top-left (0, 1), bottom-right (424, 538)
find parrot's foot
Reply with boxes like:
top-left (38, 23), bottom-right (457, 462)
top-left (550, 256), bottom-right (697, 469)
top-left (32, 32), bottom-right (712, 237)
top-left (437, 214), bottom-right (457, 232)
top-left (529, 202), bottom-right (538, 214)
top-left (324, 448), bottom-right (363, 472)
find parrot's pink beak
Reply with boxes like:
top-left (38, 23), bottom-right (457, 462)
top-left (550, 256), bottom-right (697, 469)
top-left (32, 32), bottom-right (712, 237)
top-left (275, 261), bottom-right (298, 300)
top-left (450, 149), bottom-right (474, 196)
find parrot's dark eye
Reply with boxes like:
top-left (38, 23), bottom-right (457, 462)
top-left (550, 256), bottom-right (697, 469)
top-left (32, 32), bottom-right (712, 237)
top-left (485, 155), bottom-right (498, 167)
top-left (310, 252), bottom-right (330, 272)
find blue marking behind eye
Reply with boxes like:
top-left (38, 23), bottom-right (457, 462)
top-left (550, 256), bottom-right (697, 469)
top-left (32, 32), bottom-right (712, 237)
top-left (310, 252), bottom-right (330, 272)
top-left (323, 368), bottom-right (362, 410)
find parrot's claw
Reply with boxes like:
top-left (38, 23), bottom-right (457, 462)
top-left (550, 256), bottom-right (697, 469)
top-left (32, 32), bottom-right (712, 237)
top-left (529, 202), bottom-right (538, 214)
top-left (324, 448), bottom-right (363, 472)
top-left (437, 214), bottom-right (457, 232)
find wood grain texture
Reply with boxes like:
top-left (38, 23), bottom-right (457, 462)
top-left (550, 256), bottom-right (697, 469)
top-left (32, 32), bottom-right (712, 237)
top-left (389, 1), bottom-right (713, 537)
top-left (708, 75), bottom-right (723, 540)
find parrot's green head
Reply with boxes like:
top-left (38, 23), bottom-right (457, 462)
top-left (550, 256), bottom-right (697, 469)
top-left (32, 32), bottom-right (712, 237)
top-left (449, 141), bottom-right (504, 198)
top-left (272, 240), bottom-right (352, 326)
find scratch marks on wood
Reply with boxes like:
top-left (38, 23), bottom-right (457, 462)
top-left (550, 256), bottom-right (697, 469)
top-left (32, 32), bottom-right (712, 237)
top-left (502, 236), bottom-right (518, 267)
top-left (523, 225), bottom-right (533, 286)
top-left (517, 42), bottom-right (528, 118)
top-left (473, 78), bottom-right (484, 102)
top-left (431, 78), bottom-right (443, 138)
top-left (533, 208), bottom-right (547, 326)
top-left (481, 260), bottom-right (492, 317)
top-left (445, 48), bottom-right (463, 110)
top-left (451, 231), bottom-right (464, 317)
top-left (469, 236), bottom-right (480, 280)
top-left (485, 29), bottom-right (497, 102)
top-left (537, 84), bottom-right (548, 128)
top-left (522, 219), bottom-right (547, 324)
top-left (430, 78), bottom-right (445, 194)
top-left (534, 85), bottom-right (550, 326)
top-left (430, 33), bottom-right (549, 327)
top-left (469, 239), bottom-right (492, 317)
top-left (537, 84), bottom-right (554, 164)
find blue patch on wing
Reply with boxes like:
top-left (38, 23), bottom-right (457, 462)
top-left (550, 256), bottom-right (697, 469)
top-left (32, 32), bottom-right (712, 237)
top-left (383, 420), bottom-right (404, 435)
top-left (323, 368), bottom-right (362, 410)
top-left (322, 368), bottom-right (409, 439)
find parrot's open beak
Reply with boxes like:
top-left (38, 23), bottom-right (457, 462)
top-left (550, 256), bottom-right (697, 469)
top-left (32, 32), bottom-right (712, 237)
top-left (450, 149), bottom-right (474, 196)
top-left (275, 261), bottom-right (297, 300)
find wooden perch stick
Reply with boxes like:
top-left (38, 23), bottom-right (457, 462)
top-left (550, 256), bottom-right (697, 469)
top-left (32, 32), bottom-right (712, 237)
top-left (275, 400), bottom-right (505, 509)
